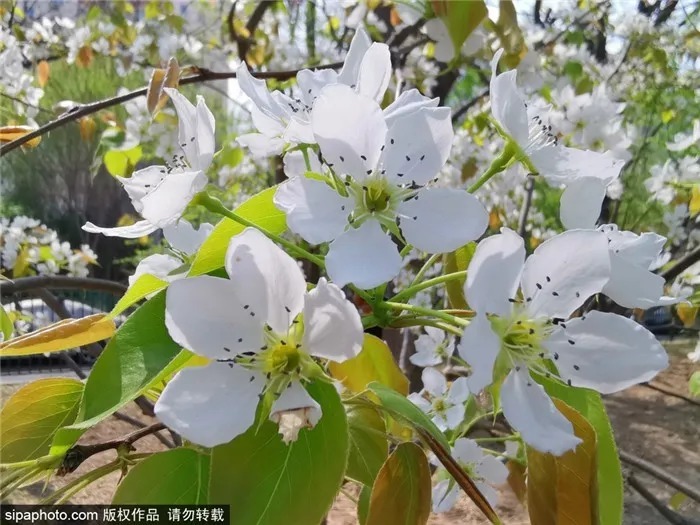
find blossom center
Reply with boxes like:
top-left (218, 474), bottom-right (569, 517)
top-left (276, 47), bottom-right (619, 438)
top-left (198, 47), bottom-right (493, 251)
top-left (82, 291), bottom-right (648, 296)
top-left (490, 309), bottom-right (554, 374)
top-left (264, 341), bottom-right (302, 375)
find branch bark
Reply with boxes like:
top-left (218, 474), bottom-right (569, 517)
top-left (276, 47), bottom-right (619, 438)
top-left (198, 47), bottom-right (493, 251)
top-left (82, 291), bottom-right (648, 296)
top-left (661, 245), bottom-right (700, 282)
top-left (626, 473), bottom-right (699, 525)
top-left (620, 449), bottom-right (700, 504)
top-left (1, 276), bottom-right (127, 295)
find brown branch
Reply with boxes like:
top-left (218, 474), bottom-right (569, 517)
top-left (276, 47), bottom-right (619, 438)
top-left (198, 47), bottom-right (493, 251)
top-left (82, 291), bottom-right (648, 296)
top-left (451, 88), bottom-right (489, 123)
top-left (58, 423), bottom-right (167, 475)
top-left (642, 381), bottom-right (700, 408)
top-left (0, 62), bottom-right (343, 157)
top-left (626, 472), bottom-right (699, 525)
top-left (517, 175), bottom-right (536, 237)
top-left (620, 449), bottom-right (700, 504)
top-left (0, 276), bottom-right (127, 295)
top-left (661, 245), bottom-right (700, 282)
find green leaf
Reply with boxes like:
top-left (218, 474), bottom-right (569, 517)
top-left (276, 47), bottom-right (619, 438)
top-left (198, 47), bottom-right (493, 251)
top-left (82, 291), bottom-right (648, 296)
top-left (1, 305), bottom-right (14, 341)
top-left (51, 293), bottom-right (181, 455)
top-left (689, 371), bottom-right (700, 397)
top-left (444, 242), bottom-right (476, 309)
top-left (367, 382), bottom-right (450, 451)
top-left (1, 378), bottom-right (83, 463)
top-left (103, 145), bottom-right (143, 177)
top-left (347, 405), bottom-right (389, 486)
top-left (432, 0), bottom-right (488, 55)
top-left (329, 334), bottom-right (409, 396)
top-left (358, 484), bottom-right (371, 525)
top-left (109, 274), bottom-right (168, 318)
top-left (209, 381), bottom-right (348, 525)
top-left (112, 448), bottom-right (210, 504)
top-left (539, 376), bottom-right (623, 525)
top-left (366, 442), bottom-right (432, 525)
top-left (189, 186), bottom-right (286, 276)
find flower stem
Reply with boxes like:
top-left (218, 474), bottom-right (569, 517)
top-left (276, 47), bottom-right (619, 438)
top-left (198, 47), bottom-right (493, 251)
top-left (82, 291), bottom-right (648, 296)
top-left (391, 270), bottom-right (467, 303)
top-left (389, 315), bottom-right (463, 336)
top-left (467, 142), bottom-right (516, 193)
top-left (411, 253), bottom-right (442, 286)
top-left (197, 192), bottom-right (325, 269)
top-left (383, 301), bottom-right (468, 328)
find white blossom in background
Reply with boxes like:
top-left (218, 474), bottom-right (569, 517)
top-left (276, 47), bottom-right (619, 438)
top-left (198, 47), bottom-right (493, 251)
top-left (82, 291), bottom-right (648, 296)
top-left (83, 89), bottom-right (213, 239)
top-left (156, 228), bottom-right (363, 447)
top-left (432, 438), bottom-right (509, 512)
top-left (667, 120), bottom-right (700, 152)
top-left (410, 326), bottom-right (454, 367)
top-left (458, 228), bottom-right (668, 454)
top-left (408, 368), bottom-right (469, 431)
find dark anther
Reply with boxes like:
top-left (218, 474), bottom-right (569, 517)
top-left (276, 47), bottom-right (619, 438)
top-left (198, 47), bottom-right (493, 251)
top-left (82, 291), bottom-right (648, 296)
top-left (536, 283), bottom-right (542, 289)
top-left (397, 173), bottom-right (404, 177)
top-left (366, 169), bottom-right (372, 175)
top-left (250, 312), bottom-right (255, 317)
top-left (238, 338), bottom-right (243, 343)
top-left (567, 379), bottom-right (572, 386)
top-left (420, 154), bottom-right (425, 161)
top-left (339, 155), bottom-right (345, 162)
top-left (545, 276), bottom-right (551, 282)
top-left (529, 328), bottom-right (535, 335)
top-left (243, 304), bottom-right (250, 309)
top-left (554, 352), bottom-right (559, 360)
top-left (249, 376), bottom-right (256, 382)
top-left (284, 306), bottom-right (291, 313)
top-left (552, 291), bottom-right (559, 297)
top-left (575, 292), bottom-right (580, 298)
top-left (515, 366), bottom-right (521, 371)
top-left (390, 138), bottom-right (395, 144)
top-left (360, 155), bottom-right (367, 160)
top-left (405, 155), bottom-right (410, 161)
top-left (223, 347), bottom-right (231, 352)
top-left (508, 298), bottom-right (516, 303)
top-left (573, 365), bottom-right (580, 371)
top-left (568, 339), bottom-right (575, 345)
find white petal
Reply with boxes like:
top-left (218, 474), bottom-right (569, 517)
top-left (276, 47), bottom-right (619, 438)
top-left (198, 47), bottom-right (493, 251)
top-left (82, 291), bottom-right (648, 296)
top-left (604, 227), bottom-right (666, 268)
top-left (225, 228), bottom-right (306, 334)
top-left (273, 176), bottom-right (351, 244)
top-left (312, 84), bottom-right (386, 181)
top-left (490, 49), bottom-right (528, 145)
top-left (282, 150), bottom-right (324, 178)
top-left (603, 251), bottom-right (667, 309)
top-left (501, 367), bottom-right (581, 455)
top-left (236, 133), bottom-right (285, 157)
top-left (425, 18), bottom-right (454, 62)
top-left (338, 27), bottom-right (372, 86)
top-left (296, 68), bottom-right (338, 106)
top-left (140, 171), bottom-right (208, 228)
top-left (545, 311), bottom-right (668, 394)
top-left (155, 362), bottom-right (265, 447)
top-left (476, 481), bottom-right (500, 508)
top-left (236, 62), bottom-right (287, 121)
top-left (452, 437), bottom-right (485, 465)
top-left (250, 104), bottom-right (285, 137)
top-left (163, 219), bottom-right (214, 255)
top-left (447, 377), bottom-right (470, 404)
top-left (522, 230), bottom-right (610, 319)
top-left (444, 402), bottom-right (466, 430)
top-left (325, 220), bottom-right (402, 289)
top-left (432, 480), bottom-right (460, 513)
top-left (82, 220), bottom-right (157, 238)
top-left (532, 146), bottom-right (625, 186)
top-left (457, 314), bottom-right (501, 392)
top-left (408, 392), bottom-right (431, 413)
top-left (282, 115), bottom-right (315, 145)
top-left (383, 89), bottom-right (438, 128)
top-left (269, 382), bottom-right (322, 444)
top-left (465, 228), bottom-right (525, 317)
top-left (117, 166), bottom-right (167, 213)
top-left (129, 254), bottom-right (182, 286)
top-left (165, 275), bottom-right (264, 360)
top-left (382, 107), bottom-right (453, 186)
top-left (164, 88), bottom-right (215, 171)
top-left (356, 43), bottom-right (391, 101)
top-left (303, 277), bottom-right (363, 362)
top-left (477, 455), bottom-right (509, 485)
top-left (398, 188), bottom-right (487, 253)
top-left (560, 177), bottom-right (607, 230)
top-left (421, 367), bottom-right (448, 397)
top-left (409, 350), bottom-right (442, 368)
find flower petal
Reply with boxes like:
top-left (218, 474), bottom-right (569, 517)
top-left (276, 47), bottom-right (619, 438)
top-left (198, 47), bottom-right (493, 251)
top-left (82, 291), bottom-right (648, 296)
top-left (501, 367), bottom-right (581, 455)
top-left (282, 150), bottom-right (324, 178)
top-left (522, 230), bottom-right (610, 319)
top-left (421, 367), bottom-right (448, 397)
top-left (140, 170), bottom-right (208, 228)
top-left (155, 362), bottom-right (265, 447)
top-left (447, 377), bottom-right (470, 404)
top-left (559, 177), bottom-right (608, 230)
top-left (296, 68), bottom-right (338, 106)
top-left (432, 480), bottom-right (460, 513)
top-left (603, 250), bottom-right (668, 308)
top-left (424, 18), bottom-right (455, 62)
top-left (398, 188), bottom-right (488, 253)
top-left (164, 88), bottom-right (215, 171)
top-left (225, 228), bottom-right (306, 334)
top-left (82, 220), bottom-right (158, 238)
top-left (356, 43), bottom-right (391, 101)
top-left (531, 146), bottom-right (624, 186)
top-left (457, 314), bottom-right (501, 392)
top-left (325, 220), bottom-right (402, 289)
top-left (408, 392), bottom-right (431, 413)
top-left (382, 107), bottom-right (453, 186)
top-left (236, 133), bottom-right (285, 157)
top-left (163, 219), bottom-right (214, 255)
top-left (117, 166), bottom-right (167, 214)
top-left (274, 176), bottom-right (351, 244)
top-left (545, 311), bottom-right (668, 394)
top-left (303, 277), bottom-right (363, 362)
top-left (444, 402), bottom-right (466, 430)
top-left (338, 26), bottom-right (372, 86)
top-left (236, 62), bottom-right (287, 121)
top-left (383, 89), bottom-right (438, 128)
top-left (490, 49), bottom-right (529, 145)
top-left (312, 84), bottom-right (386, 181)
top-left (465, 228), bottom-right (525, 316)
top-left (477, 455), bottom-right (509, 485)
top-left (165, 275), bottom-right (264, 360)
top-left (129, 254), bottom-right (183, 286)
top-left (269, 381), bottom-right (322, 444)
top-left (452, 437), bottom-right (485, 465)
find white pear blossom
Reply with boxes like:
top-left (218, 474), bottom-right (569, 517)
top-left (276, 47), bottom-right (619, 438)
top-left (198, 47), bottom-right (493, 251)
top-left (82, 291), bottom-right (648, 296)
top-left (489, 49), bottom-right (625, 230)
top-left (155, 228), bottom-right (363, 447)
top-left (275, 85), bottom-right (487, 289)
top-left (458, 228), bottom-right (668, 454)
top-left (408, 368), bottom-right (469, 431)
top-left (598, 224), bottom-right (686, 308)
top-left (83, 89), bottom-right (213, 239)
top-left (432, 438), bottom-right (509, 512)
top-left (236, 27), bottom-right (390, 157)
top-left (409, 326), bottom-right (454, 367)
top-left (667, 120), bottom-right (700, 152)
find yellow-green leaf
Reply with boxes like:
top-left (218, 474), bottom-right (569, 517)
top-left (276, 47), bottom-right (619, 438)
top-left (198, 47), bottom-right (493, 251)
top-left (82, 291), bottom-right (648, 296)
top-left (1, 378), bottom-right (83, 463)
top-left (689, 184), bottom-right (700, 216)
top-left (526, 399), bottom-right (598, 525)
top-left (103, 145), bottom-right (143, 177)
top-left (0, 305), bottom-right (13, 341)
top-left (431, 0), bottom-right (487, 55)
top-left (347, 405), bottom-right (389, 486)
top-left (109, 274), bottom-right (168, 318)
top-left (366, 442), bottom-right (432, 525)
top-left (0, 314), bottom-right (115, 356)
top-left (444, 242), bottom-right (476, 309)
top-left (329, 334), bottom-right (409, 396)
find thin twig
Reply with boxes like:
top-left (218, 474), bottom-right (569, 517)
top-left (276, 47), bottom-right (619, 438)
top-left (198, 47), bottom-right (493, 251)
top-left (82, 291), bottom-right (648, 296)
top-left (661, 246), bottom-right (700, 282)
top-left (517, 175), bottom-right (536, 237)
top-left (626, 472), bottom-right (699, 525)
top-left (451, 89), bottom-right (489, 123)
top-left (620, 449), bottom-right (700, 504)
top-left (0, 276), bottom-right (127, 296)
top-left (642, 382), bottom-right (700, 408)
top-left (0, 92), bottom-right (53, 114)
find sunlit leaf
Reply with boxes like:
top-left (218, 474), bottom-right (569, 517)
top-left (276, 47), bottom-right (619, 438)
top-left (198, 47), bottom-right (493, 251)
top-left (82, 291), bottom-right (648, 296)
top-left (689, 184), bottom-right (700, 217)
top-left (444, 242), bottom-right (476, 309)
top-left (329, 334), bottom-right (409, 396)
top-left (689, 371), bottom-right (700, 398)
top-left (109, 274), bottom-right (168, 318)
top-left (0, 305), bottom-right (13, 341)
top-left (676, 303), bottom-right (698, 328)
top-left (366, 442), bottom-right (431, 525)
top-left (0, 314), bottom-right (115, 357)
top-left (347, 405), bottom-right (389, 486)
top-left (431, 0), bottom-right (487, 55)
top-left (103, 145), bottom-right (143, 177)
top-left (0, 125), bottom-right (41, 149)
top-left (37, 60), bottom-right (50, 87)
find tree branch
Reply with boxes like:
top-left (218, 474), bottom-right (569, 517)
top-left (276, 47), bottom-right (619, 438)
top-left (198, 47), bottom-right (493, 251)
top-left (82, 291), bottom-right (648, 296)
top-left (626, 472), bottom-right (699, 525)
top-left (620, 449), bottom-right (700, 504)
top-left (518, 175), bottom-right (536, 237)
top-left (0, 276), bottom-right (127, 295)
top-left (642, 381), bottom-right (700, 408)
top-left (661, 245), bottom-right (700, 282)
top-left (0, 62), bottom-right (343, 157)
